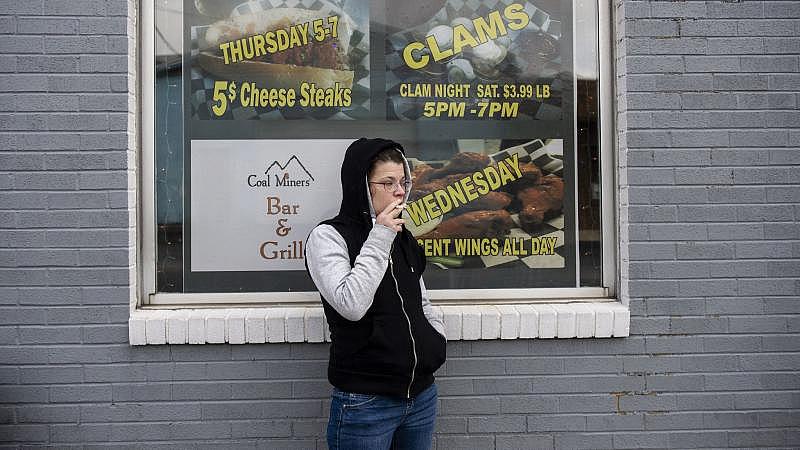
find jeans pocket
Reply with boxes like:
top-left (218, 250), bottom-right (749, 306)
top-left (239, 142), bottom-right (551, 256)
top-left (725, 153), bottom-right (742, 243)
top-left (345, 392), bottom-right (377, 408)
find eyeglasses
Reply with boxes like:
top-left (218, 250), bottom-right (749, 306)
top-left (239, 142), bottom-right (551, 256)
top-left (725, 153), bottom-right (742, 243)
top-left (369, 179), bottom-right (412, 193)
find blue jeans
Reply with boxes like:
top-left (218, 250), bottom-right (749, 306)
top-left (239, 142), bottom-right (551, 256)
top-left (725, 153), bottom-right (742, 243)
top-left (327, 383), bottom-right (437, 450)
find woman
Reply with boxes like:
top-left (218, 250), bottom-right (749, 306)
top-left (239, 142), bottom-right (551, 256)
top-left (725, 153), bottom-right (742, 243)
top-left (305, 138), bottom-right (447, 450)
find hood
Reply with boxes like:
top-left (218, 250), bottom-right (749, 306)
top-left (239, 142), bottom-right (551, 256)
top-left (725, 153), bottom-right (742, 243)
top-left (337, 138), bottom-right (411, 226)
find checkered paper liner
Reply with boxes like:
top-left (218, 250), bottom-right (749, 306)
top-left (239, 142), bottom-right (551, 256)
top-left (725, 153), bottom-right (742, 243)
top-left (386, 0), bottom-right (564, 121)
top-left (189, 0), bottom-right (371, 120)
top-left (414, 139), bottom-right (566, 269)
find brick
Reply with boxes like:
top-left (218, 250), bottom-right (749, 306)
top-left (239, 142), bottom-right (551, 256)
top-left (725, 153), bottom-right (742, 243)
top-left (645, 298), bottom-right (705, 316)
top-left (680, 20), bottom-right (738, 37)
top-left (43, 0), bottom-right (108, 16)
top-left (740, 92), bottom-right (797, 110)
top-left (555, 433), bottom-right (613, 449)
top-left (758, 411), bottom-right (800, 428)
top-left (652, 2), bottom-right (707, 18)
top-left (705, 297), bottom-right (762, 315)
top-left (738, 205), bottom-right (796, 222)
top-left (586, 413), bottom-right (645, 432)
top-left (468, 415), bottom-right (526, 433)
top-left (668, 431), bottom-right (728, 448)
top-left (646, 336), bottom-right (702, 354)
top-left (675, 168), bottom-right (733, 185)
top-left (741, 353), bottom-right (800, 371)
top-left (50, 384), bottom-right (112, 403)
top-left (171, 381), bottom-right (230, 401)
top-left (676, 393), bottom-right (735, 411)
top-left (647, 224), bottom-right (708, 241)
top-left (651, 149), bottom-right (711, 167)
top-left (703, 335), bottom-right (762, 353)
top-left (681, 92), bottom-right (737, 109)
top-left (735, 391), bottom-right (800, 409)
top-left (671, 130), bottom-right (729, 147)
top-left (728, 430), bottom-right (785, 447)
top-left (436, 436), bottom-right (494, 449)
top-left (627, 93), bottom-right (680, 110)
top-left (440, 397), bottom-right (499, 415)
top-left (496, 434), bottom-right (554, 450)
top-left (765, 222), bottom-right (800, 239)
top-left (738, 278), bottom-right (800, 295)
top-left (738, 19), bottom-right (798, 36)
top-left (527, 414), bottom-right (586, 431)
top-left (708, 37), bottom-right (764, 55)
top-left (766, 37), bottom-right (800, 54)
top-left (628, 19), bottom-right (679, 37)
top-left (767, 186), bottom-right (800, 203)
top-left (17, 17), bottom-right (78, 34)
top-left (643, 412), bottom-right (705, 430)
top-left (0, 386), bottom-right (48, 403)
top-left (680, 354), bottom-right (739, 372)
top-left (230, 420), bottom-right (292, 438)
top-left (627, 56), bottom-right (684, 73)
top-left (78, 171), bottom-right (127, 189)
top-left (676, 242), bottom-right (735, 260)
top-left (708, 187), bottom-right (766, 204)
top-left (79, 94), bottom-right (129, 112)
top-left (714, 73), bottom-right (769, 91)
top-left (207, 361), bottom-right (267, 380)
top-left (0, 36), bottom-right (43, 53)
top-left (0, 55), bottom-right (17, 73)
top-left (79, 17), bottom-right (127, 35)
top-left (0, 425), bottom-right (48, 443)
top-left (0, 113), bottom-right (48, 131)
top-left (628, 168), bottom-right (674, 185)
top-left (708, 1), bottom-right (764, 18)
top-left (0, 153), bottom-right (44, 170)
top-left (79, 55), bottom-right (128, 73)
top-left (19, 325), bottom-right (82, 344)
top-left (741, 56), bottom-right (799, 73)
top-left (16, 55), bottom-right (80, 73)
top-left (736, 242), bottom-right (793, 259)
top-left (770, 74), bottom-right (800, 90)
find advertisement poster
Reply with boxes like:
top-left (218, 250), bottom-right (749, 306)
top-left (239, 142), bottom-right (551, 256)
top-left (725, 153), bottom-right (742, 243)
top-left (188, 0), bottom-right (371, 120)
top-left (190, 140), bottom-right (346, 272)
top-left (403, 139), bottom-right (566, 272)
top-left (385, 0), bottom-right (567, 120)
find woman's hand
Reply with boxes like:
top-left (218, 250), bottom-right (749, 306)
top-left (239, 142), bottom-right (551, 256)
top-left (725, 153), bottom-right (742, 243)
top-left (376, 199), bottom-right (405, 232)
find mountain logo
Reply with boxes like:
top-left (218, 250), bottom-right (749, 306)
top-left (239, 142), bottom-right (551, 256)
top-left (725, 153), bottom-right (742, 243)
top-left (265, 155), bottom-right (314, 181)
top-left (247, 155), bottom-right (314, 188)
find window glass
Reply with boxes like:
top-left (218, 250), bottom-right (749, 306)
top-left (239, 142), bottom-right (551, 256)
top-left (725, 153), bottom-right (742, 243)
top-left (153, 0), bottom-right (603, 294)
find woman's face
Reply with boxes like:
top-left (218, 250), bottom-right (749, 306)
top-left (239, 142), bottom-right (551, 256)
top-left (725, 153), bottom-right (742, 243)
top-left (368, 161), bottom-right (407, 215)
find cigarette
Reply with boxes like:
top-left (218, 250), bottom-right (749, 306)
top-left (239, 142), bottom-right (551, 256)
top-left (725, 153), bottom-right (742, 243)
top-left (395, 204), bottom-right (406, 210)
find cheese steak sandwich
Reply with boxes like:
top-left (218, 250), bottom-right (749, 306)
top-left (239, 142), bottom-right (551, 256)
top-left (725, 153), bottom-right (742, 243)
top-left (198, 8), bottom-right (354, 91)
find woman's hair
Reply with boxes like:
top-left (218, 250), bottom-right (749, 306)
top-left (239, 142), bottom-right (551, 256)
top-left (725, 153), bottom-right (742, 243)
top-left (368, 147), bottom-right (405, 178)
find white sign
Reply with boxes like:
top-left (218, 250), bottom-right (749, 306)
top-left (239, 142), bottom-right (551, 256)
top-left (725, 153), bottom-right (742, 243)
top-left (190, 139), bottom-right (349, 271)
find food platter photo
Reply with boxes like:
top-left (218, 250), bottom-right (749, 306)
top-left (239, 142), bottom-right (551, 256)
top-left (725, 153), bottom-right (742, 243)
top-left (403, 139), bottom-right (566, 270)
top-left (189, 0), bottom-right (371, 120)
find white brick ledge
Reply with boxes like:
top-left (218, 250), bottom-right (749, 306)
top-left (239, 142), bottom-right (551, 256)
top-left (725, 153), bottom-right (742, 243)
top-left (129, 302), bottom-right (629, 345)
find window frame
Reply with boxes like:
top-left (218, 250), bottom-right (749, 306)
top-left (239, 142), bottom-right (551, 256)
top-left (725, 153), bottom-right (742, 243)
top-left (138, 0), bottom-right (619, 310)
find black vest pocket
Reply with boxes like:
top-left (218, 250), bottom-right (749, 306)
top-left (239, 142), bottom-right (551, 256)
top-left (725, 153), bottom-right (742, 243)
top-left (418, 320), bottom-right (447, 374)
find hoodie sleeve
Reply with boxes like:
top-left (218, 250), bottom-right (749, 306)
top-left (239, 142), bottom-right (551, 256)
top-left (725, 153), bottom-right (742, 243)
top-left (420, 278), bottom-right (446, 338)
top-left (306, 224), bottom-right (396, 321)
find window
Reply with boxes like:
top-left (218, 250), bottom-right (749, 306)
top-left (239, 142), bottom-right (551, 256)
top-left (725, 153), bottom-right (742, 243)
top-left (141, 0), bottom-right (616, 309)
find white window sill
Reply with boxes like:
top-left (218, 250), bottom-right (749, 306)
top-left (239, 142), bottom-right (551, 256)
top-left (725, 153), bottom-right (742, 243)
top-left (129, 301), bottom-right (629, 345)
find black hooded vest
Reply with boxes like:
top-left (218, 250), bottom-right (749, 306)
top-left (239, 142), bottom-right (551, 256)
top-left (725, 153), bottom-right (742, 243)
top-left (309, 138), bottom-right (446, 398)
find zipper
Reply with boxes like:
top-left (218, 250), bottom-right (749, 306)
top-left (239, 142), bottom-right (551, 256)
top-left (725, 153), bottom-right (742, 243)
top-left (389, 247), bottom-right (417, 399)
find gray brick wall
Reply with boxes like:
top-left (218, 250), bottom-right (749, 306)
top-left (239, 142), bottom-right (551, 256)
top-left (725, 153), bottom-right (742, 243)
top-left (0, 0), bottom-right (798, 448)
